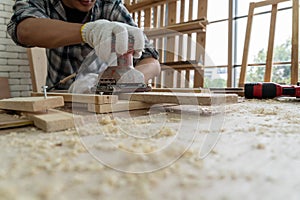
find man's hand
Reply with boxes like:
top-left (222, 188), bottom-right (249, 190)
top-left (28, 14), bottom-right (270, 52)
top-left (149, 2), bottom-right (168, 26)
top-left (81, 19), bottom-right (145, 62)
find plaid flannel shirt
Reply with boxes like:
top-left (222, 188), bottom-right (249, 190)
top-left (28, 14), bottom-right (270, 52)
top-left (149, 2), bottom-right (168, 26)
top-left (7, 0), bottom-right (159, 89)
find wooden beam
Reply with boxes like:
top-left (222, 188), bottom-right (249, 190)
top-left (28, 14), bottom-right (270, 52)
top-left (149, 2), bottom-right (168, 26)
top-left (0, 97), bottom-right (64, 112)
top-left (265, 4), bottom-right (278, 82)
top-left (165, 1), bottom-right (178, 87)
top-left (31, 92), bottom-right (118, 104)
top-left (227, 0), bottom-right (233, 87)
top-left (151, 87), bottom-right (244, 95)
top-left (88, 100), bottom-right (152, 114)
top-left (239, 3), bottom-right (255, 88)
top-left (291, 0), bottom-right (299, 84)
top-left (144, 20), bottom-right (206, 38)
top-left (119, 92), bottom-right (238, 105)
top-left (194, 0), bottom-right (207, 88)
top-left (152, 88), bottom-right (202, 93)
top-left (253, 0), bottom-right (289, 8)
top-left (126, 0), bottom-right (177, 13)
top-left (144, 7), bottom-right (151, 28)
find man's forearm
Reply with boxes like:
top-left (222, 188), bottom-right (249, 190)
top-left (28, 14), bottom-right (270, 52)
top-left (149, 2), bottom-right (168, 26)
top-left (135, 57), bottom-right (161, 83)
top-left (17, 18), bottom-right (83, 48)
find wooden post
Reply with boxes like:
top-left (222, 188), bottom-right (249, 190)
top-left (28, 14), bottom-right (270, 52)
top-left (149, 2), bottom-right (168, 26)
top-left (291, 0), bottom-right (299, 84)
top-left (194, 0), bottom-right (207, 88)
top-left (165, 1), bottom-right (177, 87)
top-left (239, 3), bottom-right (255, 88)
top-left (264, 4), bottom-right (278, 82)
top-left (227, 0), bottom-right (233, 87)
top-left (144, 7), bottom-right (151, 28)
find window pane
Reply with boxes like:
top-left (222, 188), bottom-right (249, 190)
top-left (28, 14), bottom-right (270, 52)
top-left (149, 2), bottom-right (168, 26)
top-left (272, 65), bottom-right (291, 84)
top-left (206, 21), bottom-right (228, 66)
top-left (273, 9), bottom-right (292, 62)
top-left (207, 0), bottom-right (228, 21)
top-left (245, 65), bottom-right (265, 82)
top-left (204, 67), bottom-right (227, 88)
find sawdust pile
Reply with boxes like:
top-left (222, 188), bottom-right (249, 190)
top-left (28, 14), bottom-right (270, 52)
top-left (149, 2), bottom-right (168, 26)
top-left (1, 99), bottom-right (300, 199)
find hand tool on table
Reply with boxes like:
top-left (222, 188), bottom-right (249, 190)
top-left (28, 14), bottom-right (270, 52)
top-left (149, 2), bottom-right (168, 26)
top-left (244, 82), bottom-right (300, 99)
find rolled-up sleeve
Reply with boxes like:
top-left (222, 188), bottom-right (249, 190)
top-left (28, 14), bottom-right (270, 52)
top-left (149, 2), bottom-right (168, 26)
top-left (7, 0), bottom-right (49, 47)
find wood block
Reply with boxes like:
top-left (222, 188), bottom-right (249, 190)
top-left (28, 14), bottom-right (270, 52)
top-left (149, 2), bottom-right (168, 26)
top-left (0, 77), bottom-right (11, 100)
top-left (31, 92), bottom-right (118, 104)
top-left (0, 113), bottom-right (33, 130)
top-left (88, 100), bottom-right (152, 113)
top-left (119, 92), bottom-right (238, 106)
top-left (0, 97), bottom-right (64, 112)
top-left (25, 109), bottom-right (81, 132)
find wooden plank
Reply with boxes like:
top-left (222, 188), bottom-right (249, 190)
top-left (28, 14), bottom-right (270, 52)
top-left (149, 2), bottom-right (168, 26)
top-left (165, 1), bottom-right (177, 87)
top-left (144, 7), bottom-right (151, 28)
top-left (185, 70), bottom-right (190, 88)
top-left (291, 0), bottom-right (299, 85)
top-left (145, 20), bottom-right (205, 38)
top-left (152, 88), bottom-right (202, 93)
top-left (265, 4), bottom-right (278, 82)
top-left (137, 10), bottom-right (141, 27)
top-left (176, 70), bottom-right (182, 88)
top-left (0, 113), bottom-right (33, 130)
top-left (27, 48), bottom-right (47, 93)
top-left (119, 92), bottom-right (238, 105)
top-left (0, 97), bottom-right (64, 112)
top-left (152, 87), bottom-right (244, 96)
top-left (126, 0), bottom-right (177, 13)
top-left (31, 92), bottom-right (118, 104)
top-left (253, 0), bottom-right (289, 8)
top-left (25, 109), bottom-right (80, 132)
top-left (239, 3), bottom-right (255, 88)
top-left (194, 0), bottom-right (207, 88)
top-left (0, 77), bottom-right (11, 99)
top-left (88, 100), bottom-right (152, 114)
top-left (227, 0), bottom-right (233, 87)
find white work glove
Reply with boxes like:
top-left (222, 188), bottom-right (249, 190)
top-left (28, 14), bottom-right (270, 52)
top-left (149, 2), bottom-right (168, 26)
top-left (81, 19), bottom-right (145, 62)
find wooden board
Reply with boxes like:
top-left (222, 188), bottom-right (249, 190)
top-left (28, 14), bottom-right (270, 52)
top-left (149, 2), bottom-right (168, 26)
top-left (0, 113), bottom-right (33, 130)
top-left (88, 100), bottom-right (153, 114)
top-left (0, 77), bottom-right (11, 100)
top-left (25, 109), bottom-right (80, 132)
top-left (119, 92), bottom-right (238, 106)
top-left (31, 92), bottom-right (118, 104)
top-left (0, 97), bottom-right (64, 112)
top-left (152, 88), bottom-right (202, 93)
top-left (27, 48), bottom-right (47, 93)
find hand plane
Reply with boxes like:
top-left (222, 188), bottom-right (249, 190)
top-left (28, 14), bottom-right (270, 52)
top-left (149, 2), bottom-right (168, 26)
top-left (94, 35), bottom-right (151, 95)
top-left (73, 35), bottom-right (151, 95)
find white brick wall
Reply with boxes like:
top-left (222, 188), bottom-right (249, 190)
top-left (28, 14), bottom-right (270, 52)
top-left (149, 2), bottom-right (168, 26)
top-left (0, 0), bottom-right (32, 97)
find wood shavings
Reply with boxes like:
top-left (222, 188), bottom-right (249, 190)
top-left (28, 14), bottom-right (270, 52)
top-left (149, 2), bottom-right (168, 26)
top-left (251, 107), bottom-right (278, 115)
top-left (99, 116), bottom-right (116, 125)
top-left (256, 143), bottom-right (266, 150)
top-left (1, 99), bottom-right (300, 199)
top-left (156, 126), bottom-right (176, 138)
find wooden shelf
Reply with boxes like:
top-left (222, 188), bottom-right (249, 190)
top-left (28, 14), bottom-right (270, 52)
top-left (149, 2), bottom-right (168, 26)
top-left (144, 19), bottom-right (206, 38)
